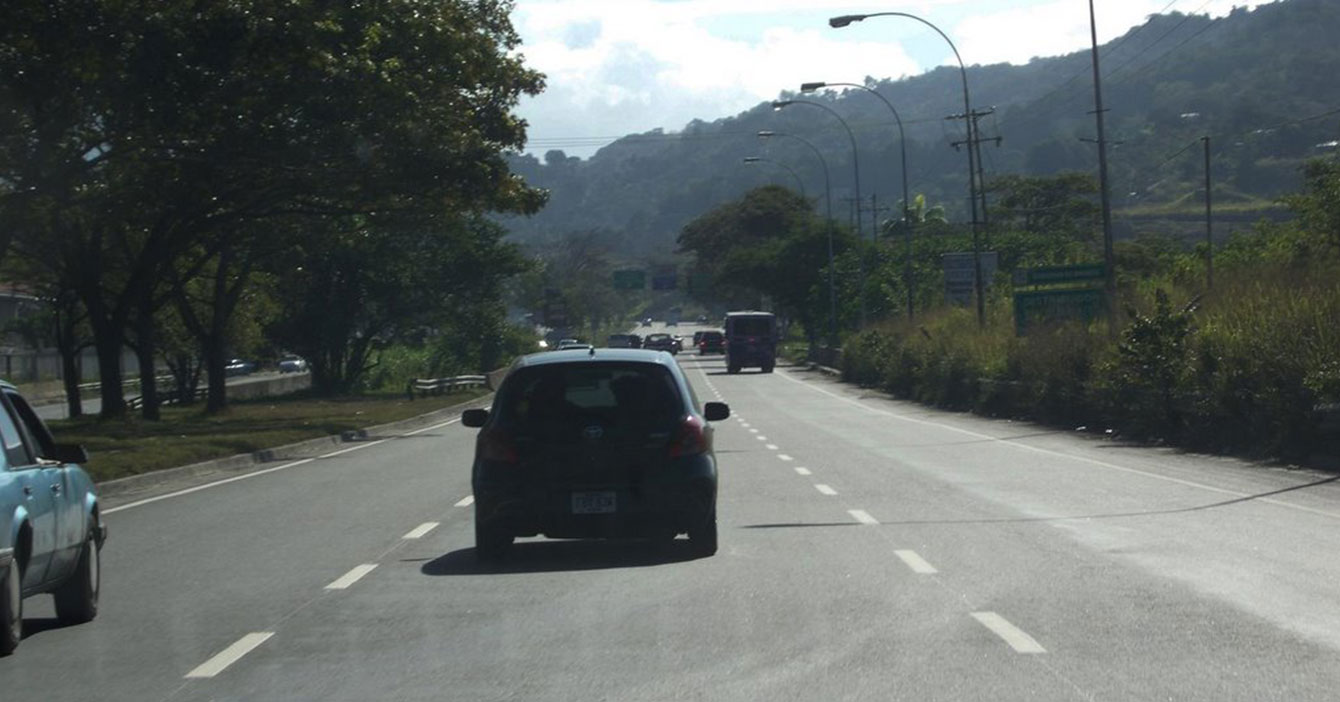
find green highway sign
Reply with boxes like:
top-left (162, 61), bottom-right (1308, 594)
top-left (612, 269), bottom-right (646, 290)
top-left (1014, 287), bottom-right (1106, 334)
top-left (1013, 263), bottom-right (1105, 288)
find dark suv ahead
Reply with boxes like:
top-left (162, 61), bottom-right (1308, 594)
top-left (724, 311), bottom-right (777, 373)
top-left (462, 349), bottom-right (729, 561)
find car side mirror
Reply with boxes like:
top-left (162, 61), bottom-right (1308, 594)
top-left (703, 402), bottom-right (730, 422)
top-left (50, 443), bottom-right (89, 465)
top-left (461, 408), bottom-right (490, 428)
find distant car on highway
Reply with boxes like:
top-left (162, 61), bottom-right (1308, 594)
top-left (697, 330), bottom-right (724, 355)
top-left (642, 333), bottom-right (678, 354)
top-left (278, 356), bottom-right (308, 373)
top-left (225, 358), bottom-right (256, 376)
top-left (461, 348), bottom-right (730, 561)
top-left (671, 335), bottom-right (685, 353)
top-left (606, 334), bottom-right (642, 349)
top-left (0, 380), bottom-right (104, 656)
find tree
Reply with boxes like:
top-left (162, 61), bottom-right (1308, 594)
top-left (2, 0), bottom-right (546, 416)
top-left (268, 214), bottom-right (527, 395)
top-left (987, 173), bottom-right (1100, 242)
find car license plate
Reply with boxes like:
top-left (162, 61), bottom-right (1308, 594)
top-left (572, 491), bottom-right (617, 514)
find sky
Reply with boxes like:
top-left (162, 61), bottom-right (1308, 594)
top-left (510, 0), bottom-right (1277, 158)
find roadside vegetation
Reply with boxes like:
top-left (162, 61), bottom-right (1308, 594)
top-left (682, 161), bottom-right (1340, 463)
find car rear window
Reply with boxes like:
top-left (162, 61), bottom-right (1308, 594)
top-left (495, 363), bottom-right (684, 430)
top-left (729, 317), bottom-right (773, 337)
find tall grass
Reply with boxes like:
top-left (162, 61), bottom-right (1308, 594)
top-left (841, 261), bottom-right (1340, 461)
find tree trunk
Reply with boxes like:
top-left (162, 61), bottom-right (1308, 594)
top-left (203, 340), bottom-right (228, 414)
top-left (55, 306), bottom-right (83, 419)
top-left (90, 327), bottom-right (126, 418)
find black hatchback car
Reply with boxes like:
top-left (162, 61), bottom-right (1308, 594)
top-left (462, 349), bottom-right (729, 561)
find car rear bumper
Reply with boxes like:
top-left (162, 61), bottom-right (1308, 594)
top-left (474, 457), bottom-right (716, 538)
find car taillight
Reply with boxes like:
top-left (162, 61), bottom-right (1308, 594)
top-left (477, 427), bottom-right (518, 463)
top-left (668, 415), bottom-right (709, 458)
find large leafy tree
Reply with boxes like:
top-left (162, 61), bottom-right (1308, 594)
top-left (268, 213), bottom-right (528, 395)
top-left (1, 0), bottom-right (544, 416)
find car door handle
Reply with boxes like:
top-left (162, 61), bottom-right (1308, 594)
top-left (22, 485), bottom-right (32, 496)
top-left (50, 483), bottom-right (62, 495)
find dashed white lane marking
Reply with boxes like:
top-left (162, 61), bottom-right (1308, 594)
top-left (971, 612), bottom-right (1047, 653)
top-left (848, 509), bottom-right (879, 525)
top-left (454, 495), bottom-right (475, 507)
top-left (774, 369), bottom-right (1340, 522)
top-left (756, 436), bottom-right (768, 441)
top-left (795, 467), bottom-right (813, 476)
top-left (184, 632), bottom-right (275, 678)
top-left (325, 564), bottom-right (379, 590)
top-left (403, 522), bottom-right (440, 539)
top-left (814, 484), bottom-right (837, 496)
top-left (894, 549), bottom-right (939, 574)
top-left (777, 454), bottom-right (794, 462)
top-left (748, 428), bottom-right (758, 433)
top-left (106, 419), bottom-right (463, 515)
top-left (766, 444), bottom-right (779, 450)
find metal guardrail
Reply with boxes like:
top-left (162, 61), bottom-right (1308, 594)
top-left (79, 373), bottom-right (173, 393)
top-left (127, 386), bottom-right (207, 411)
top-left (408, 375), bottom-right (487, 399)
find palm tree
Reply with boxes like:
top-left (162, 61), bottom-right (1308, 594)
top-left (880, 193), bottom-right (947, 238)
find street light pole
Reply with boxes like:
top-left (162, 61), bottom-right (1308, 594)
top-left (772, 97), bottom-right (867, 326)
top-left (742, 156), bottom-right (807, 199)
top-left (758, 130), bottom-right (838, 348)
top-left (830, 12), bottom-right (984, 327)
top-left (802, 81), bottom-right (913, 319)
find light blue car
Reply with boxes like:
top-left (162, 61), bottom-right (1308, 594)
top-left (0, 380), bottom-right (105, 656)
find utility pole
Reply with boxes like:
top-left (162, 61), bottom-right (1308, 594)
top-left (949, 107), bottom-right (1000, 321)
top-left (960, 109), bottom-right (1001, 245)
top-left (1088, 0), bottom-right (1117, 331)
top-left (1203, 135), bottom-right (1213, 290)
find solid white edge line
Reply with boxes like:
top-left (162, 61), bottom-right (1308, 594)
top-left (894, 549), bottom-right (939, 574)
top-left (105, 419), bottom-right (463, 515)
top-left (971, 612), bottom-right (1047, 653)
top-left (814, 484), bottom-right (837, 496)
top-left (319, 439), bottom-right (388, 458)
top-left (402, 522), bottom-right (440, 539)
top-left (773, 369), bottom-right (1340, 522)
top-left (325, 563), bottom-right (379, 590)
top-left (848, 509), bottom-right (879, 525)
top-left (105, 459), bottom-right (316, 514)
top-left (795, 467), bottom-right (813, 476)
top-left (184, 632), bottom-right (275, 678)
top-left (454, 495), bottom-right (475, 507)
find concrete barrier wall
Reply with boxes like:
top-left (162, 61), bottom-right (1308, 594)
top-left (229, 373), bottom-right (312, 401)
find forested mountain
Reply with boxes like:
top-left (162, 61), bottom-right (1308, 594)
top-left (502, 0), bottom-right (1340, 259)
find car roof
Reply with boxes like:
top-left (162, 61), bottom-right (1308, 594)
top-left (513, 348), bottom-right (676, 369)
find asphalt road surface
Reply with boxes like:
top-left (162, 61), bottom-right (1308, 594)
top-left (5, 323), bottom-right (1340, 701)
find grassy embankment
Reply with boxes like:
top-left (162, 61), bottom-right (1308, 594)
top-left (49, 388), bottom-right (487, 483)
